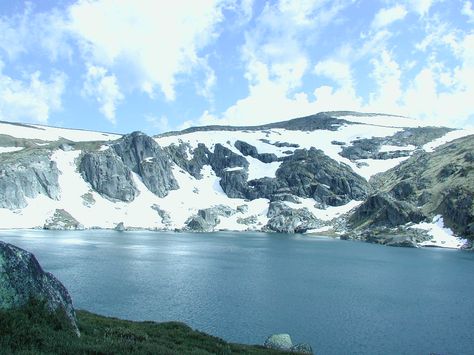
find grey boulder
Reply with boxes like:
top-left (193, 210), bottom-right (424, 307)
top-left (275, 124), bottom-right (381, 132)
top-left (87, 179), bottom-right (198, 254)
top-left (0, 241), bottom-right (79, 335)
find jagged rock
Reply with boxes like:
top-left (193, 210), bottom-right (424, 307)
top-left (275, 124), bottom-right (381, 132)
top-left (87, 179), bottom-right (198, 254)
top-left (80, 150), bottom-right (137, 202)
top-left (264, 334), bottom-right (293, 351)
top-left (0, 152), bottom-right (60, 209)
top-left (210, 144), bottom-right (249, 176)
top-left (44, 209), bottom-right (84, 230)
top-left (290, 343), bottom-right (314, 354)
top-left (435, 187), bottom-right (474, 238)
top-left (220, 169), bottom-right (249, 198)
top-left (236, 204), bottom-right (248, 213)
top-left (165, 143), bottom-right (210, 179)
top-left (265, 202), bottom-right (323, 233)
top-left (112, 132), bottom-right (178, 197)
top-left (234, 140), bottom-right (278, 163)
top-left (349, 193), bottom-right (426, 229)
top-left (185, 205), bottom-right (237, 232)
top-left (0, 241), bottom-right (79, 335)
top-left (246, 177), bottom-right (284, 199)
top-left (114, 222), bottom-right (126, 231)
top-left (151, 205), bottom-right (172, 225)
top-left (276, 148), bottom-right (369, 206)
top-left (237, 215), bottom-right (258, 225)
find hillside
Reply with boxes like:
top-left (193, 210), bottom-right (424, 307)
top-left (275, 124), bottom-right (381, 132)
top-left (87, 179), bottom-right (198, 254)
top-left (0, 112), bottom-right (472, 248)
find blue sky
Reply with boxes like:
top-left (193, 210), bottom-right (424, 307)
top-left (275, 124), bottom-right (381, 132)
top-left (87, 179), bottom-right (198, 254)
top-left (0, 0), bottom-right (473, 134)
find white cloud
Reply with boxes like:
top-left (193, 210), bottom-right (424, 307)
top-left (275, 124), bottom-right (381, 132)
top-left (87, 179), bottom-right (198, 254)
top-left (406, 0), bottom-right (435, 16)
top-left (145, 114), bottom-right (170, 133)
top-left (0, 4), bottom-right (72, 62)
top-left (462, 1), bottom-right (474, 21)
top-left (0, 61), bottom-right (66, 123)
top-left (367, 50), bottom-right (403, 113)
top-left (371, 5), bottom-right (408, 29)
top-left (68, 0), bottom-right (227, 101)
top-left (83, 65), bottom-right (123, 123)
top-left (314, 59), bottom-right (353, 87)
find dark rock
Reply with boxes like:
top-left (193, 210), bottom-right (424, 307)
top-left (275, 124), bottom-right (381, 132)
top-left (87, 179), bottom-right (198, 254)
top-left (0, 241), bottom-right (79, 335)
top-left (112, 131), bottom-right (178, 197)
top-left (80, 150), bottom-right (137, 202)
top-left (219, 169), bottom-right (249, 198)
top-left (435, 187), bottom-right (474, 239)
top-left (165, 142), bottom-right (211, 179)
top-left (276, 148), bottom-right (369, 206)
top-left (350, 193), bottom-right (426, 229)
top-left (209, 144), bottom-right (249, 176)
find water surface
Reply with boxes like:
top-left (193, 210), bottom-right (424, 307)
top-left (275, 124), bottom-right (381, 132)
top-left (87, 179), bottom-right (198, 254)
top-left (0, 230), bottom-right (473, 355)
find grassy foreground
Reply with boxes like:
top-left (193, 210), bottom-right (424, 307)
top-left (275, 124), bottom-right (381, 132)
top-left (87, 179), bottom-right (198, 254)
top-left (0, 300), bottom-right (294, 355)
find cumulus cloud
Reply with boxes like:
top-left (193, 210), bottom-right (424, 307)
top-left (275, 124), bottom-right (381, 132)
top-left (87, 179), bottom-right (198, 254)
top-left (0, 61), bottom-right (66, 123)
top-left (197, 0), bottom-right (355, 126)
top-left (68, 0), bottom-right (227, 101)
top-left (83, 65), bottom-right (123, 123)
top-left (462, 1), bottom-right (474, 22)
top-left (371, 5), bottom-right (408, 29)
top-left (406, 0), bottom-right (435, 16)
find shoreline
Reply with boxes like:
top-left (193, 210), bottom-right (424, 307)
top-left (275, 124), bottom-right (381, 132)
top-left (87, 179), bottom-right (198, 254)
top-left (0, 227), bottom-right (470, 250)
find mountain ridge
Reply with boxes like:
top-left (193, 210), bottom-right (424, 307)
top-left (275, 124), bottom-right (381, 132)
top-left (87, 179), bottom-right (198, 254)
top-left (0, 111), bottom-right (472, 249)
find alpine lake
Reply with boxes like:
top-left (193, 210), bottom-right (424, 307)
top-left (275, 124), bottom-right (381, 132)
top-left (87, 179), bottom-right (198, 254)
top-left (0, 229), bottom-right (473, 355)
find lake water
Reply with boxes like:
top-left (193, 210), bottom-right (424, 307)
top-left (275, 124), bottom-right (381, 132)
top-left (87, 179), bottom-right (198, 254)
top-left (0, 230), bottom-right (473, 355)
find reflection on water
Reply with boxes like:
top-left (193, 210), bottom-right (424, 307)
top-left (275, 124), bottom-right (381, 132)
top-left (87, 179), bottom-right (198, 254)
top-left (0, 229), bottom-right (473, 355)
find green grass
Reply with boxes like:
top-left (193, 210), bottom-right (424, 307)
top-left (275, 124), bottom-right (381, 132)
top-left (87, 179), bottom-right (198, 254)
top-left (0, 300), bottom-right (295, 355)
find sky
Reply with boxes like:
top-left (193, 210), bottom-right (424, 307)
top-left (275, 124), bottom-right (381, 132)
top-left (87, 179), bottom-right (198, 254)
top-left (0, 0), bottom-right (473, 135)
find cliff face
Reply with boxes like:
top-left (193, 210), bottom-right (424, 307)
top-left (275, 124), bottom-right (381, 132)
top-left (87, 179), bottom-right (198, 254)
top-left (0, 112), bottom-right (471, 246)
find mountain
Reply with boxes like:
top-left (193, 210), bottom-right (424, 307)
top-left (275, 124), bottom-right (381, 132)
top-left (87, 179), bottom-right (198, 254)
top-left (0, 111), bottom-right (472, 248)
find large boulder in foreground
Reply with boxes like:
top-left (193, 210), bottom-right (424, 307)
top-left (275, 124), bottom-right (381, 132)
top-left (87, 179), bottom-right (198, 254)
top-left (0, 241), bottom-right (79, 335)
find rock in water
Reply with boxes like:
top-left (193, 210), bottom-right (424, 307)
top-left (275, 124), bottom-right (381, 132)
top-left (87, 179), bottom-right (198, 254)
top-left (264, 333), bottom-right (293, 351)
top-left (290, 343), bottom-right (314, 354)
top-left (0, 241), bottom-right (79, 335)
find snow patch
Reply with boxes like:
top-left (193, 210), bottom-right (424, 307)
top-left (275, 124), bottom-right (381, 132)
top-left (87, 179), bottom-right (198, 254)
top-left (246, 156), bottom-right (281, 180)
top-left (379, 144), bottom-right (415, 152)
top-left (412, 215), bottom-right (467, 249)
top-left (0, 147), bottom-right (23, 154)
top-left (0, 121), bottom-right (121, 142)
top-left (423, 129), bottom-right (474, 152)
top-left (337, 114), bottom-right (426, 128)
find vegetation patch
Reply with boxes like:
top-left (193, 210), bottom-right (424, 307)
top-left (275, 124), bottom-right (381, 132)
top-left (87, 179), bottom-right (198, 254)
top-left (0, 300), bottom-right (295, 355)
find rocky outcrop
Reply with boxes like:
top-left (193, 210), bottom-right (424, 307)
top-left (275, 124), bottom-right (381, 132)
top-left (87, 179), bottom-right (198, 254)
top-left (263, 333), bottom-right (313, 354)
top-left (165, 143), bottom-right (211, 179)
top-left (112, 132), bottom-right (178, 197)
top-left (265, 202), bottom-right (323, 233)
top-left (234, 140), bottom-right (278, 163)
top-left (185, 205), bottom-right (237, 232)
top-left (44, 209), bottom-right (84, 230)
top-left (0, 241), bottom-right (79, 335)
top-left (0, 151), bottom-right (60, 209)
top-left (276, 148), bottom-right (369, 206)
top-left (209, 144), bottom-right (249, 176)
top-left (80, 150), bottom-right (137, 202)
top-left (367, 135), bottom-right (474, 240)
top-left (340, 126), bottom-right (452, 161)
top-left (349, 193), bottom-right (426, 229)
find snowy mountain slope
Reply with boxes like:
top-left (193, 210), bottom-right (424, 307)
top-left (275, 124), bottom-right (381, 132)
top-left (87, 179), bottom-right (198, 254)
top-left (0, 111), bottom-right (472, 248)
